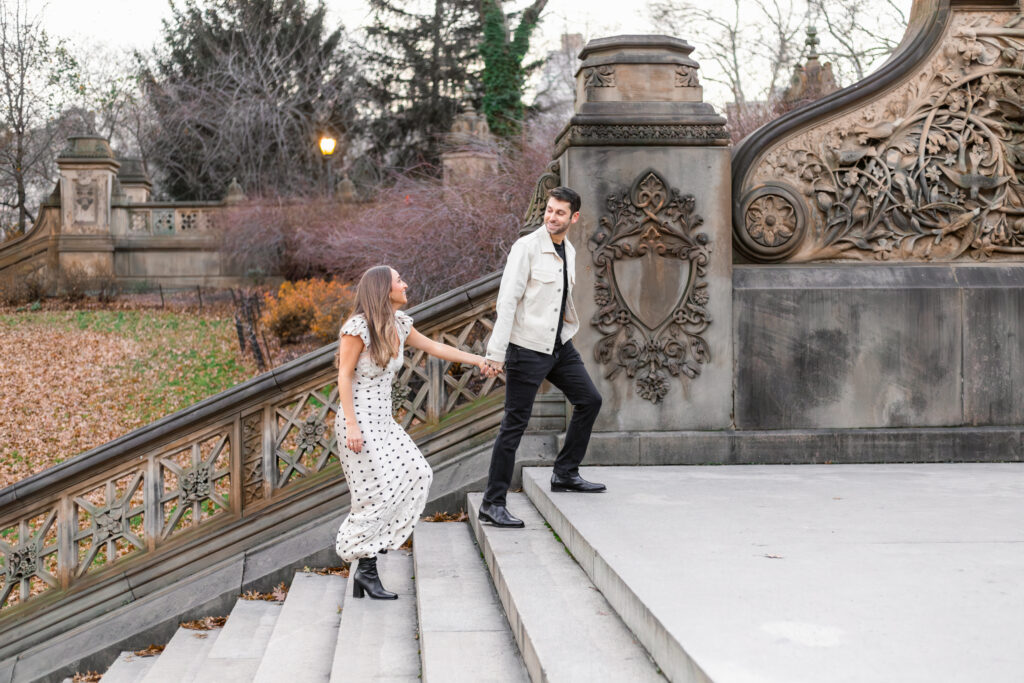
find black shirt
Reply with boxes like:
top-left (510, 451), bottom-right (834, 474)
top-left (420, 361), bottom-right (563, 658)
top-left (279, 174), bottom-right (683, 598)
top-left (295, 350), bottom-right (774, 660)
top-left (553, 240), bottom-right (568, 349)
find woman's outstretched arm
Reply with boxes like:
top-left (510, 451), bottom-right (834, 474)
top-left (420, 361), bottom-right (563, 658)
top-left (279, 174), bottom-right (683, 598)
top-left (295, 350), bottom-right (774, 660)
top-left (337, 334), bottom-right (366, 452)
top-left (406, 326), bottom-right (496, 375)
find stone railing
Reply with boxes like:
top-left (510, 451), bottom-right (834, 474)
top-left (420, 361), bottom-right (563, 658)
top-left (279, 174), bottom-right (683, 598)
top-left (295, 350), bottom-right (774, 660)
top-left (732, 0), bottom-right (1024, 264)
top-left (0, 272), bottom-right (512, 632)
top-left (120, 203), bottom-right (223, 236)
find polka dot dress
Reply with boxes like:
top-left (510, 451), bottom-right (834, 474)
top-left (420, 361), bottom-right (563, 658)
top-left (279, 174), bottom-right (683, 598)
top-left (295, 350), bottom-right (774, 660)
top-left (334, 311), bottom-right (433, 562)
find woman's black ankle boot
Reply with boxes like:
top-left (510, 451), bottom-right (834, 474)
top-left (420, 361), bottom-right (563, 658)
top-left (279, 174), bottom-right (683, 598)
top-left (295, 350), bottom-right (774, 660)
top-left (351, 556), bottom-right (398, 600)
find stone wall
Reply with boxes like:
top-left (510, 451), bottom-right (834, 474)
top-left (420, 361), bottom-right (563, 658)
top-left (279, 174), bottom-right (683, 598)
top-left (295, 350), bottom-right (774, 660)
top-left (0, 136), bottom-right (249, 289)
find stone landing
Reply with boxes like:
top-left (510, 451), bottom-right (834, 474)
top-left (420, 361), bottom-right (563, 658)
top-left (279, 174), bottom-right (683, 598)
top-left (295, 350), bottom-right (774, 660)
top-left (523, 464), bottom-right (1024, 683)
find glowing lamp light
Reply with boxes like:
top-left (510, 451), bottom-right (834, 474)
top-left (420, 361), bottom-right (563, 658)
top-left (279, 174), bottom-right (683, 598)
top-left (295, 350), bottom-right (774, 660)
top-left (319, 135), bottom-right (337, 156)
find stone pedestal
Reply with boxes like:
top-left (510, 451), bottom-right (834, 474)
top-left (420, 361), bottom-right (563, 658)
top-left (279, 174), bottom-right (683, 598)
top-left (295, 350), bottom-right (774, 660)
top-left (557, 36), bottom-right (732, 431)
top-left (56, 136), bottom-right (120, 274)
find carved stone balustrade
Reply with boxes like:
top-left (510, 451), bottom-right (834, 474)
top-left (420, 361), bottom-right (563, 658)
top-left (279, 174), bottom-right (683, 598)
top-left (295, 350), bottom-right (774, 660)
top-left (0, 272), bottom-right (564, 682)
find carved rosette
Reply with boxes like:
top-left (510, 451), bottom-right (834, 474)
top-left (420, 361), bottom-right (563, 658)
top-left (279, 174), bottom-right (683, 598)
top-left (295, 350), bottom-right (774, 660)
top-left (737, 184), bottom-right (807, 261)
top-left (740, 11), bottom-right (1024, 263)
top-left (589, 170), bottom-right (712, 403)
top-left (583, 66), bottom-right (616, 88)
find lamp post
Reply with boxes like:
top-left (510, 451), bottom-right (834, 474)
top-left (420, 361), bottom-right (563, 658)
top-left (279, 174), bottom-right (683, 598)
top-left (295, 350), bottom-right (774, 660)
top-left (319, 134), bottom-right (337, 198)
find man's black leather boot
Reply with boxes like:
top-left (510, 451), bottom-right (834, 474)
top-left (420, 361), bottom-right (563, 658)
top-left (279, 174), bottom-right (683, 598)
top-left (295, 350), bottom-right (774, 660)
top-left (551, 472), bottom-right (607, 493)
top-left (478, 502), bottom-right (526, 528)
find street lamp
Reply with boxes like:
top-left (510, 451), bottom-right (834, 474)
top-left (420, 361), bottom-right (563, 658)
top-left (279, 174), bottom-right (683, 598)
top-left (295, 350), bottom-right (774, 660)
top-left (319, 134), bottom-right (337, 197)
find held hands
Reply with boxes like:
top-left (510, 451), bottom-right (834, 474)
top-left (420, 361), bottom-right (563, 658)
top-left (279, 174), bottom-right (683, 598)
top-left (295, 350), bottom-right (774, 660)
top-left (345, 420), bottom-right (363, 453)
top-left (476, 356), bottom-right (504, 378)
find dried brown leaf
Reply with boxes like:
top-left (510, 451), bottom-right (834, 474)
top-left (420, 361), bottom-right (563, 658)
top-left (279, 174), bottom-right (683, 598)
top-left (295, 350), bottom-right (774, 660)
top-left (180, 616), bottom-right (227, 630)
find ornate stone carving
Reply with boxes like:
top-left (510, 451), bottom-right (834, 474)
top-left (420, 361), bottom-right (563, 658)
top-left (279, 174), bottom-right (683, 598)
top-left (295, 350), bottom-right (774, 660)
top-left (242, 412), bottom-right (264, 505)
top-left (556, 124), bottom-right (729, 155)
top-left (153, 209), bottom-right (174, 234)
top-left (73, 178), bottom-right (99, 224)
top-left (274, 385), bottom-right (340, 488)
top-left (7, 546), bottom-right (38, 581)
top-left (180, 211), bottom-right (198, 231)
top-left (129, 211), bottom-right (150, 233)
top-left (583, 65), bottom-right (616, 88)
top-left (589, 170), bottom-right (712, 403)
top-left (746, 194), bottom-right (798, 247)
top-left (521, 160), bottom-right (561, 234)
top-left (743, 11), bottom-right (1024, 262)
top-left (675, 65), bottom-right (699, 87)
top-left (1, 509), bottom-right (59, 610)
top-left (180, 466), bottom-right (212, 503)
top-left (159, 433), bottom-right (231, 539)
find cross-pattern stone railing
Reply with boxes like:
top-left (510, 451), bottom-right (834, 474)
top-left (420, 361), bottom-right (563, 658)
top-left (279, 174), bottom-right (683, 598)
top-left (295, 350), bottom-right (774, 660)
top-left (0, 272), bottom-right (503, 620)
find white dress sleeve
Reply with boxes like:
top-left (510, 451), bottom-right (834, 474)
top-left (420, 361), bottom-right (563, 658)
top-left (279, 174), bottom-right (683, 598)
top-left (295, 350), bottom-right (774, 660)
top-left (340, 314), bottom-right (370, 346)
top-left (396, 311), bottom-right (414, 340)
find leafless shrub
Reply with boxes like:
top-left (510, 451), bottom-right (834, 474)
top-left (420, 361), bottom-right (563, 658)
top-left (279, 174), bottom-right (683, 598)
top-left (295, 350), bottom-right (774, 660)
top-left (0, 268), bottom-right (29, 306)
top-left (58, 265), bottom-right (92, 302)
top-left (218, 117), bottom-right (559, 305)
top-left (727, 96), bottom-right (820, 144)
top-left (92, 266), bottom-right (120, 303)
top-left (22, 267), bottom-right (52, 301)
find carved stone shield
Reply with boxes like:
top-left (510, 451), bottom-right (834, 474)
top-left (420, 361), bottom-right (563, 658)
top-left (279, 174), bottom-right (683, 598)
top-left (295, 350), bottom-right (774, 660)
top-left (589, 170), bottom-right (712, 403)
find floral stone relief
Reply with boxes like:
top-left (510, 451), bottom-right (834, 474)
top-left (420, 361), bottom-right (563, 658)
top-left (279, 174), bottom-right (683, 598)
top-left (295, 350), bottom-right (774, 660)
top-left (589, 170), bottom-right (712, 403)
top-left (740, 11), bottom-right (1024, 263)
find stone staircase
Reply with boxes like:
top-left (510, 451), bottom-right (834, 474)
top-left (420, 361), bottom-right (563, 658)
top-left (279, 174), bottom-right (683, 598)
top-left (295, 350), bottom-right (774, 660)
top-left (80, 462), bottom-right (1024, 683)
top-left (81, 466), bottom-right (667, 683)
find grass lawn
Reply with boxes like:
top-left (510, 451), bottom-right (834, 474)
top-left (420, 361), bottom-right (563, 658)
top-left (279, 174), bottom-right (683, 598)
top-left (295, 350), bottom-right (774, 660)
top-left (0, 308), bottom-right (260, 488)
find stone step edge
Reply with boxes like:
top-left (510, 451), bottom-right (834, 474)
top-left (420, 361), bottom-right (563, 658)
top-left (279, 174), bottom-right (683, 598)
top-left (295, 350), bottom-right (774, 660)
top-left (252, 572), bottom-right (347, 683)
top-left (467, 492), bottom-right (666, 683)
top-left (521, 468), bottom-right (711, 683)
top-left (466, 494), bottom-right (553, 683)
top-left (413, 521), bottom-right (529, 683)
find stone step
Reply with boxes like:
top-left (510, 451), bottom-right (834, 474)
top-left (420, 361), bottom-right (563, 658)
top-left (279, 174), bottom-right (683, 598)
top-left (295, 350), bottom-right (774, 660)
top-left (466, 491), bottom-right (664, 682)
top-left (253, 573), bottom-right (347, 683)
top-left (522, 467), bottom-right (708, 683)
top-left (329, 549), bottom-right (419, 682)
top-left (139, 624), bottom-right (221, 683)
top-left (95, 650), bottom-right (158, 683)
top-left (413, 521), bottom-right (529, 683)
top-left (196, 598), bottom-right (281, 682)
top-left (521, 464), bottom-right (1024, 683)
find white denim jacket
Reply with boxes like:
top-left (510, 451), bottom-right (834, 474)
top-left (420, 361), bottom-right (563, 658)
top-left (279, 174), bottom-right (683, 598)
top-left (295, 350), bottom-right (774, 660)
top-left (485, 225), bottom-right (579, 362)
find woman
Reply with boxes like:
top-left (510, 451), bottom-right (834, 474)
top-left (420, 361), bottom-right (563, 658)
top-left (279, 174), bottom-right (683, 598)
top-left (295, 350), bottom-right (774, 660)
top-left (334, 265), bottom-right (494, 599)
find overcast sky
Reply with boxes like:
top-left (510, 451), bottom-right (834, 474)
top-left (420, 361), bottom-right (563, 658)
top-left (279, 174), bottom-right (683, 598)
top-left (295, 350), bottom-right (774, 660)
top-left (39, 0), bottom-right (912, 111)
top-left (41, 0), bottom-right (651, 54)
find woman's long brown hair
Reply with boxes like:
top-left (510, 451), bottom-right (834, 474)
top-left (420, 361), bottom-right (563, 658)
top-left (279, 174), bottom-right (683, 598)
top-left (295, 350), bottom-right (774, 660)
top-left (338, 265), bottom-right (400, 368)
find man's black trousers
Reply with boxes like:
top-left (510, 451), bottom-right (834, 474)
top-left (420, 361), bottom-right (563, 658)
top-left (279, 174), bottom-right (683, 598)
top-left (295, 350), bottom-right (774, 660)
top-left (484, 340), bottom-right (603, 506)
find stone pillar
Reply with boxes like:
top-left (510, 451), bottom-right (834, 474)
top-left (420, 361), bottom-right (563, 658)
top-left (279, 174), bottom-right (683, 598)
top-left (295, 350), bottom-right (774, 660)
top-left (55, 136), bottom-right (120, 275)
top-left (557, 35), bottom-right (732, 431)
top-left (441, 105), bottom-right (497, 186)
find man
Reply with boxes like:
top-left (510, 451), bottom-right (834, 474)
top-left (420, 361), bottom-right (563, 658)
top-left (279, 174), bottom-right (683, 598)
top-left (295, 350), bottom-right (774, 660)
top-left (479, 186), bottom-right (605, 529)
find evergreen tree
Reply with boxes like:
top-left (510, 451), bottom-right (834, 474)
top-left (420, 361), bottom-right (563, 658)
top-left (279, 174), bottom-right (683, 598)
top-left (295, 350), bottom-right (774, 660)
top-left (359, 0), bottom-right (482, 170)
top-left (479, 0), bottom-right (547, 138)
top-left (141, 0), bottom-right (357, 200)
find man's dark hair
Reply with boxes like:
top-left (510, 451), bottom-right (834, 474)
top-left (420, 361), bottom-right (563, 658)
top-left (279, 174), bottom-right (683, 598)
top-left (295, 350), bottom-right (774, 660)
top-left (548, 186), bottom-right (581, 214)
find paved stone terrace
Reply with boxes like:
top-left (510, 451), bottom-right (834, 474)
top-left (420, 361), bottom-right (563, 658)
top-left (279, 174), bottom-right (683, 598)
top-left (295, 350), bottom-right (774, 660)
top-left (523, 464), bottom-right (1024, 683)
